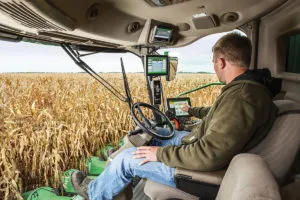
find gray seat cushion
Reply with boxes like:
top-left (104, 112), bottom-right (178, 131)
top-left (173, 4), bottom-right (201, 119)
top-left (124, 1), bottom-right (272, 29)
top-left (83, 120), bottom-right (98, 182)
top-left (249, 100), bottom-right (300, 183)
top-left (216, 154), bottom-right (281, 200)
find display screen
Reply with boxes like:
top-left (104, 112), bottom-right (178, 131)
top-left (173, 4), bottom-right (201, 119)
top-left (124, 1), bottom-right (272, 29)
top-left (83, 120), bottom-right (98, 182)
top-left (167, 98), bottom-right (191, 117)
top-left (146, 55), bottom-right (169, 76)
top-left (153, 27), bottom-right (172, 42)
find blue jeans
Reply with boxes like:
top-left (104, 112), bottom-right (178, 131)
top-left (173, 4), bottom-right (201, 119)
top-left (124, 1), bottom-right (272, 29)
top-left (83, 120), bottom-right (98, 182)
top-left (88, 128), bottom-right (190, 200)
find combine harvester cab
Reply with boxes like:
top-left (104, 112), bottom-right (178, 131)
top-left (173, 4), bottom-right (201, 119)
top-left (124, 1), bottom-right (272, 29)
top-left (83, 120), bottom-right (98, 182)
top-left (0, 0), bottom-right (300, 200)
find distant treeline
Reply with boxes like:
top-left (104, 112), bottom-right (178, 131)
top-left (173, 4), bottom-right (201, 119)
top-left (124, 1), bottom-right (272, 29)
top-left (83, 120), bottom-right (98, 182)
top-left (2, 71), bottom-right (215, 74)
top-left (177, 71), bottom-right (214, 74)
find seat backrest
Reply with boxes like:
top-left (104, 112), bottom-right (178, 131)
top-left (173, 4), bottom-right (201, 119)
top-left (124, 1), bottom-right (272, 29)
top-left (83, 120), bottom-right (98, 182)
top-left (216, 154), bottom-right (281, 200)
top-left (249, 99), bottom-right (300, 183)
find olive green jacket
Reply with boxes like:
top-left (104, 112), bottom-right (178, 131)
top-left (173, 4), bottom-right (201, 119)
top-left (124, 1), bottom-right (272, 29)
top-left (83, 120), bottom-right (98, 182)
top-left (188, 106), bottom-right (211, 119)
top-left (156, 80), bottom-right (278, 171)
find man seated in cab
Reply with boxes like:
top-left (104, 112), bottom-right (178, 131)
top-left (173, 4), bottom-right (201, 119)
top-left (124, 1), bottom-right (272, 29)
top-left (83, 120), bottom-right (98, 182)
top-left (71, 32), bottom-right (280, 200)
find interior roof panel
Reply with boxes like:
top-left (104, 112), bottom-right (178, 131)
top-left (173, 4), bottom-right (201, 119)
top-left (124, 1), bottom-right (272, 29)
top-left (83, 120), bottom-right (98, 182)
top-left (0, 0), bottom-right (288, 49)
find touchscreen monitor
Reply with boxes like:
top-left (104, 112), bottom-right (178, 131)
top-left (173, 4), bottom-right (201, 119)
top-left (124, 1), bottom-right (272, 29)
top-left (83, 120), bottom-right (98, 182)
top-left (146, 55), bottom-right (169, 76)
top-left (167, 97), bottom-right (191, 117)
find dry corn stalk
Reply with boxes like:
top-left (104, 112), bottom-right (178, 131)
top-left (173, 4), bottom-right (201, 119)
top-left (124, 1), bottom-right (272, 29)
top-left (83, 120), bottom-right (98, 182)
top-left (0, 73), bottom-right (221, 199)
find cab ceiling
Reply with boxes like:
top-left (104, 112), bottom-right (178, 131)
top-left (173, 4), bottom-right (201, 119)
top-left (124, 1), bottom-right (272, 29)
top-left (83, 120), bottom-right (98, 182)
top-left (0, 0), bottom-right (287, 49)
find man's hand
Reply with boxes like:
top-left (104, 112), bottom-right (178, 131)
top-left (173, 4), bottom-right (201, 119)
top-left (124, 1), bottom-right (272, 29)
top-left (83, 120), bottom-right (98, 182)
top-left (133, 146), bottom-right (159, 165)
top-left (181, 103), bottom-right (190, 112)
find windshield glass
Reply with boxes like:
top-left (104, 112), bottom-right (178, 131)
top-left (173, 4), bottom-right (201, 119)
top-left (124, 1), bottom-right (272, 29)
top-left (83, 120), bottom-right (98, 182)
top-left (0, 30), bottom-right (243, 198)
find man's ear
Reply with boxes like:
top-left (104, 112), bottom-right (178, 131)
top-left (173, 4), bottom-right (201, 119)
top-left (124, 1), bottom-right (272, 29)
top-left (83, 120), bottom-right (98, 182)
top-left (219, 58), bottom-right (226, 69)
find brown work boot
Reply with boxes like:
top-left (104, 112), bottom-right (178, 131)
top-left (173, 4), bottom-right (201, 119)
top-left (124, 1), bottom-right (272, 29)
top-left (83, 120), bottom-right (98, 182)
top-left (71, 171), bottom-right (92, 200)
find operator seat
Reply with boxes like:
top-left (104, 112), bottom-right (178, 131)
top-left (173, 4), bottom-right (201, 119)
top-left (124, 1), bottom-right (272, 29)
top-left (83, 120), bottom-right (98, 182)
top-left (145, 154), bottom-right (281, 200)
top-left (143, 98), bottom-right (300, 200)
top-left (249, 98), bottom-right (300, 183)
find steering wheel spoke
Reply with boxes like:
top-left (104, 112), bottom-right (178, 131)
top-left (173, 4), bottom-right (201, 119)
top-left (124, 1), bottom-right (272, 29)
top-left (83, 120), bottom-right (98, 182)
top-left (142, 117), bottom-right (152, 128)
top-left (136, 105), bottom-right (152, 128)
top-left (149, 119), bottom-right (158, 128)
top-left (157, 119), bottom-right (168, 126)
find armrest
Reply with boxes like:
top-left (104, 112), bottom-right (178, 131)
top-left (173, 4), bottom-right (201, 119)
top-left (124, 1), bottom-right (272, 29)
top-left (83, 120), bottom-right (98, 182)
top-left (144, 180), bottom-right (198, 200)
top-left (174, 168), bottom-right (225, 199)
top-left (175, 167), bottom-right (226, 185)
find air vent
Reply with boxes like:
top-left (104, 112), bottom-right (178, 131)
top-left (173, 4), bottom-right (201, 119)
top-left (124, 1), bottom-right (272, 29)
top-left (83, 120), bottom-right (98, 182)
top-left (144, 0), bottom-right (190, 7)
top-left (0, 1), bottom-right (66, 31)
top-left (86, 4), bottom-right (101, 21)
top-left (220, 12), bottom-right (239, 24)
top-left (127, 22), bottom-right (141, 33)
top-left (177, 23), bottom-right (190, 31)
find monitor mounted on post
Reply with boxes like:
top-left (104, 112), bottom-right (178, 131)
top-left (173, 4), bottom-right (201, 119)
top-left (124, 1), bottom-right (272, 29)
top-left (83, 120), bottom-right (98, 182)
top-left (145, 55), bottom-right (169, 76)
top-left (167, 97), bottom-right (191, 117)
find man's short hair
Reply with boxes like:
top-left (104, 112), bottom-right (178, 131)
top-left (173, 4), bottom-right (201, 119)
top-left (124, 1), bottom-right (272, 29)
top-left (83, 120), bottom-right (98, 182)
top-left (213, 32), bottom-right (252, 68)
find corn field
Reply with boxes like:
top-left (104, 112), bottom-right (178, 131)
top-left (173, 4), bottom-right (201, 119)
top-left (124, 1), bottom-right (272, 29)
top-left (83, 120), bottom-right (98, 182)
top-left (0, 73), bottom-right (221, 199)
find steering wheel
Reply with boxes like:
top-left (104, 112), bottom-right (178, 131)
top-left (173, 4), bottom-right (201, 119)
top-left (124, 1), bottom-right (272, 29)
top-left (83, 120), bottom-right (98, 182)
top-left (130, 102), bottom-right (174, 140)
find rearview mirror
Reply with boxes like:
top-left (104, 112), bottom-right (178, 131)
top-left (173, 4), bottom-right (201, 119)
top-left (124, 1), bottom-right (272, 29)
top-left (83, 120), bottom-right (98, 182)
top-left (166, 56), bottom-right (178, 81)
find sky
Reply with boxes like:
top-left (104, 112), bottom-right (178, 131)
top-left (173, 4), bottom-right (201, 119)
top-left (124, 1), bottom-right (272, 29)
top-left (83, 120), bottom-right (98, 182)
top-left (0, 31), bottom-right (239, 73)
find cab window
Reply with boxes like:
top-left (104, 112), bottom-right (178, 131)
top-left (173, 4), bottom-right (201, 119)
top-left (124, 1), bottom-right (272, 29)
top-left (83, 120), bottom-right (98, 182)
top-left (286, 34), bottom-right (300, 74)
